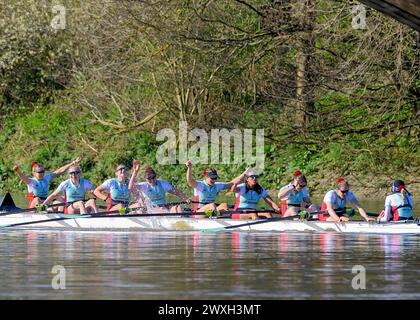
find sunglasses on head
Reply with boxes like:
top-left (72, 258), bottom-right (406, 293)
top-left (69, 171), bottom-right (81, 175)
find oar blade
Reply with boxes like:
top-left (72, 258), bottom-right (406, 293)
top-left (0, 193), bottom-right (18, 212)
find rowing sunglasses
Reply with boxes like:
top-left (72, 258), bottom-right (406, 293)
top-left (69, 171), bottom-right (81, 175)
top-left (248, 175), bottom-right (259, 179)
top-left (146, 175), bottom-right (156, 180)
top-left (35, 169), bottom-right (45, 174)
top-left (298, 183), bottom-right (307, 188)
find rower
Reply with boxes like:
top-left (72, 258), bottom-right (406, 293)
top-left (231, 168), bottom-right (281, 220)
top-left (185, 160), bottom-right (249, 218)
top-left (319, 177), bottom-right (373, 223)
top-left (42, 165), bottom-right (98, 214)
top-left (13, 157), bottom-right (81, 210)
top-left (129, 162), bottom-right (190, 213)
top-left (278, 170), bottom-right (320, 217)
top-left (94, 164), bottom-right (137, 212)
top-left (377, 180), bottom-right (414, 222)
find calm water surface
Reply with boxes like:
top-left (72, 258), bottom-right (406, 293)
top-left (1, 197), bottom-right (419, 299)
top-left (0, 230), bottom-right (419, 300)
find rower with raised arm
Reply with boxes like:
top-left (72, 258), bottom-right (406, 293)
top-left (319, 177), bottom-right (374, 223)
top-left (42, 164), bottom-right (98, 214)
top-left (185, 160), bottom-right (249, 218)
top-left (377, 179), bottom-right (414, 222)
top-left (129, 161), bottom-right (190, 213)
top-left (231, 168), bottom-right (281, 220)
top-left (94, 164), bottom-right (138, 212)
top-left (278, 170), bottom-right (320, 217)
top-left (13, 156), bottom-right (81, 210)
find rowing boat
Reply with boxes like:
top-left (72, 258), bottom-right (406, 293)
top-left (0, 212), bottom-right (419, 234)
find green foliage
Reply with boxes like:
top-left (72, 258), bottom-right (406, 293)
top-left (0, 0), bottom-right (419, 198)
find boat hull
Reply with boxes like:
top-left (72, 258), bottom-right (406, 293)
top-left (0, 213), bottom-right (419, 234)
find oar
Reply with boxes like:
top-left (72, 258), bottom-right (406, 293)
top-left (0, 202), bottom-right (67, 216)
top-left (202, 211), bottom-right (322, 233)
top-left (155, 201), bottom-right (234, 208)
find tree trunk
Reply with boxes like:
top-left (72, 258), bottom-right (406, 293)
top-left (293, 0), bottom-right (316, 127)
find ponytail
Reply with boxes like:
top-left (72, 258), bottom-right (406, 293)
top-left (401, 188), bottom-right (407, 203)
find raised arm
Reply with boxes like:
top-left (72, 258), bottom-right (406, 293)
top-left (225, 168), bottom-right (250, 189)
top-left (128, 160), bottom-right (140, 192)
top-left (230, 181), bottom-right (241, 194)
top-left (185, 160), bottom-right (197, 189)
top-left (52, 156), bottom-right (81, 177)
top-left (278, 184), bottom-right (295, 199)
top-left (13, 166), bottom-right (31, 185)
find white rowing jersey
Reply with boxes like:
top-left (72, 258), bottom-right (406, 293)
top-left (379, 192), bottom-right (413, 222)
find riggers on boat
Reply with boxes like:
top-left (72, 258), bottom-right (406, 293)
top-left (0, 212), bottom-right (419, 234)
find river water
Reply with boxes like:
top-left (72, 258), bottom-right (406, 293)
top-left (0, 198), bottom-right (419, 300)
top-left (0, 230), bottom-right (419, 299)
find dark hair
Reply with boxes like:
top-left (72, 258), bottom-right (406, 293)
top-left (336, 177), bottom-right (349, 191)
top-left (144, 166), bottom-right (156, 178)
top-left (245, 181), bottom-right (263, 195)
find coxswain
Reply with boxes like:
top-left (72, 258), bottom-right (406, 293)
top-left (377, 179), bottom-right (414, 222)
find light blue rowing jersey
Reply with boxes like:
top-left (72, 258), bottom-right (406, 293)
top-left (27, 173), bottom-right (54, 198)
top-left (194, 181), bottom-right (228, 209)
top-left (101, 178), bottom-right (129, 202)
top-left (56, 178), bottom-right (93, 203)
top-left (137, 180), bottom-right (174, 206)
top-left (235, 183), bottom-right (269, 209)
